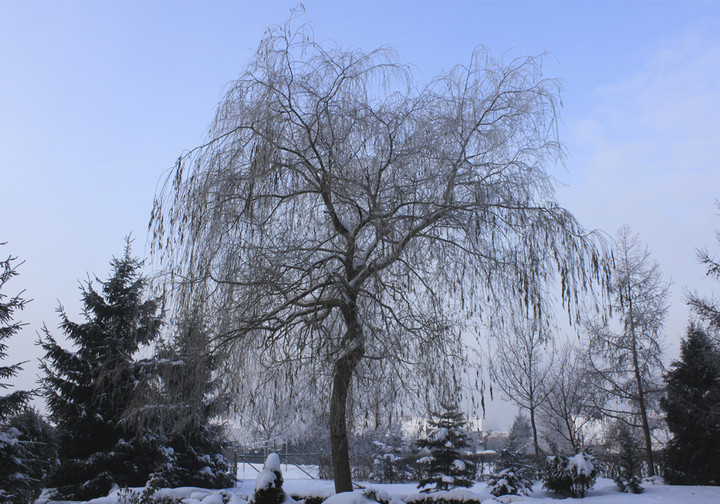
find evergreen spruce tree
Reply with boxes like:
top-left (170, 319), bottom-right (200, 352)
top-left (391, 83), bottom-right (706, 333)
top-left (0, 248), bottom-right (32, 421)
top-left (487, 415), bottom-right (534, 497)
top-left (39, 241), bottom-right (163, 500)
top-left (661, 324), bottom-right (720, 485)
top-left (416, 403), bottom-right (476, 492)
top-left (0, 247), bottom-right (50, 503)
top-left (612, 422), bottom-right (643, 493)
top-left (369, 428), bottom-right (412, 483)
top-left (141, 318), bottom-right (234, 489)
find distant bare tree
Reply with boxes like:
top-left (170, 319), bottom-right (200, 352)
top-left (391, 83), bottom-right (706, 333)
top-left (150, 15), bottom-right (607, 492)
top-left (540, 344), bottom-right (598, 452)
top-left (489, 318), bottom-right (555, 458)
top-left (584, 226), bottom-right (669, 475)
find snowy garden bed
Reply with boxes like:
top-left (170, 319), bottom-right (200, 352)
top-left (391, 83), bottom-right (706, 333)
top-left (37, 476), bottom-right (720, 504)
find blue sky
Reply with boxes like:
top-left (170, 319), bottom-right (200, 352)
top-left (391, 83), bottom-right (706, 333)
top-left (2, 1), bottom-right (720, 429)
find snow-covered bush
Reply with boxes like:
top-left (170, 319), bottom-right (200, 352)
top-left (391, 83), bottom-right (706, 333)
top-left (362, 487), bottom-right (399, 504)
top-left (416, 403), bottom-right (476, 492)
top-left (147, 441), bottom-right (235, 490)
top-left (251, 453), bottom-right (285, 504)
top-left (404, 489), bottom-right (482, 504)
top-left (486, 415), bottom-right (534, 497)
top-left (117, 487), bottom-right (184, 504)
top-left (139, 321), bottom-right (236, 490)
top-left (542, 450), bottom-right (597, 498)
top-left (616, 473), bottom-right (644, 495)
top-left (487, 468), bottom-right (533, 497)
top-left (289, 494), bottom-right (328, 504)
top-left (348, 428), bottom-right (413, 482)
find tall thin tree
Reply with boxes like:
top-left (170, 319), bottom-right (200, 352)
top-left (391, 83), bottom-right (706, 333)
top-left (585, 226), bottom-right (669, 476)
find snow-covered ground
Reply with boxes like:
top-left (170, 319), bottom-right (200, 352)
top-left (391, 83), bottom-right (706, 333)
top-left (39, 469), bottom-right (720, 504)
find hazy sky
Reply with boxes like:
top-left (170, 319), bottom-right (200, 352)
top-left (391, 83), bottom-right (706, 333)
top-left (2, 1), bottom-right (720, 430)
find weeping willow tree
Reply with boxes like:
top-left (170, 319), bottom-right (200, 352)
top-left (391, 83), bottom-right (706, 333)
top-left (150, 14), bottom-right (607, 492)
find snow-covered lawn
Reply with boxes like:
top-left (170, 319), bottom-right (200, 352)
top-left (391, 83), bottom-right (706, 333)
top-left (39, 472), bottom-right (720, 504)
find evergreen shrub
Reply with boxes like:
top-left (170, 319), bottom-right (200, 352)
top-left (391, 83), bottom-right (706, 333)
top-left (251, 453), bottom-right (285, 504)
top-left (542, 450), bottom-right (597, 498)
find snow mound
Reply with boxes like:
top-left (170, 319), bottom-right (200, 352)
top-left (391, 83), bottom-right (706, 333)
top-left (323, 491), bottom-right (375, 504)
top-left (256, 469), bottom-right (278, 491)
top-left (201, 495), bottom-right (226, 504)
top-left (229, 495), bottom-right (249, 504)
top-left (451, 459), bottom-right (466, 471)
top-left (567, 452), bottom-right (594, 475)
top-left (265, 453), bottom-right (282, 472)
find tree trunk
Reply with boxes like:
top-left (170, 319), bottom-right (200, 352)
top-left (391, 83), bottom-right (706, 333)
top-left (329, 304), bottom-right (364, 493)
top-left (627, 281), bottom-right (655, 476)
top-left (632, 340), bottom-right (655, 476)
top-left (530, 406), bottom-right (541, 458)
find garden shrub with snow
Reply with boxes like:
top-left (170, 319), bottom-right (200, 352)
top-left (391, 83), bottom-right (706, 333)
top-left (251, 453), bottom-right (287, 504)
top-left (486, 467), bottom-right (533, 497)
top-left (542, 450), bottom-right (597, 498)
top-left (116, 486), bottom-right (185, 504)
top-left (486, 415), bottom-right (534, 497)
top-left (404, 488), bottom-right (482, 504)
top-left (289, 493), bottom-right (330, 504)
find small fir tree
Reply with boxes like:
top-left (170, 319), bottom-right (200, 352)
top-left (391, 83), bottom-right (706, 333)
top-left (416, 403), bottom-right (476, 492)
top-left (611, 423), bottom-right (643, 493)
top-left (661, 324), bottom-right (720, 485)
top-left (251, 453), bottom-right (285, 504)
top-left (369, 428), bottom-right (412, 483)
top-left (139, 319), bottom-right (234, 489)
top-left (487, 415), bottom-right (534, 497)
top-left (39, 241), bottom-right (163, 500)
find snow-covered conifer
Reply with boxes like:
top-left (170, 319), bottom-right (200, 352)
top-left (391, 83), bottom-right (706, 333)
top-left (0, 248), bottom-right (31, 420)
top-left (542, 450), bottom-right (597, 498)
top-left (251, 453), bottom-right (286, 504)
top-left (0, 408), bottom-right (57, 503)
top-left (369, 428), bottom-right (412, 483)
top-left (611, 422), bottom-right (643, 493)
top-left (0, 248), bottom-right (52, 503)
top-left (487, 415), bottom-right (534, 497)
top-left (138, 317), bottom-right (234, 489)
top-left (662, 324), bottom-right (720, 485)
top-left (416, 403), bottom-right (476, 492)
